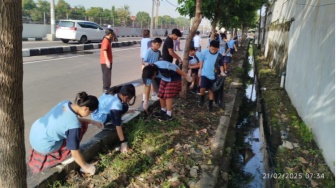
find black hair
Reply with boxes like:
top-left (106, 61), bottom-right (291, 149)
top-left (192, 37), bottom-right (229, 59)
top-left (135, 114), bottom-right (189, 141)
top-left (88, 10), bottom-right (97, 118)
top-left (105, 85), bottom-right (136, 106)
top-left (142, 64), bottom-right (158, 80)
top-left (142, 29), bottom-right (150, 38)
top-left (220, 33), bottom-right (226, 39)
top-left (105, 29), bottom-right (113, 35)
top-left (234, 36), bottom-right (238, 40)
top-left (74, 92), bottom-right (99, 111)
top-left (196, 31), bottom-right (200, 35)
top-left (152, 37), bottom-right (162, 44)
top-left (120, 84), bottom-right (136, 106)
top-left (210, 40), bottom-right (220, 48)
top-left (105, 86), bottom-right (123, 95)
top-left (172, 28), bottom-right (182, 37)
top-left (190, 46), bottom-right (196, 51)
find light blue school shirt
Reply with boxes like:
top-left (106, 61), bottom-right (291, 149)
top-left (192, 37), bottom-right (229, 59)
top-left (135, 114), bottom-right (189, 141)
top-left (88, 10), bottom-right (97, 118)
top-left (141, 38), bottom-right (152, 58)
top-left (29, 100), bottom-right (80, 154)
top-left (144, 48), bottom-right (161, 64)
top-left (91, 93), bottom-right (114, 124)
top-left (199, 49), bottom-right (220, 80)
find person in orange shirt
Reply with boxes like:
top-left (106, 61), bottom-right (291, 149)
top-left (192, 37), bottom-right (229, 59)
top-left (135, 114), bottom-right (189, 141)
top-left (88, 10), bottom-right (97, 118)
top-left (100, 29), bottom-right (114, 92)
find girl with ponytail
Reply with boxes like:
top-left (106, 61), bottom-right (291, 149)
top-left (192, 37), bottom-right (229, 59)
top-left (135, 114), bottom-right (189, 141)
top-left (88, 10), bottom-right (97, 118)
top-left (91, 84), bottom-right (136, 153)
top-left (29, 92), bottom-right (101, 175)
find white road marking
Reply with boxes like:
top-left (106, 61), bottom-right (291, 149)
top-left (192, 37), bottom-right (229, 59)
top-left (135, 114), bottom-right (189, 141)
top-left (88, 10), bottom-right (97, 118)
top-left (23, 47), bottom-right (140, 65)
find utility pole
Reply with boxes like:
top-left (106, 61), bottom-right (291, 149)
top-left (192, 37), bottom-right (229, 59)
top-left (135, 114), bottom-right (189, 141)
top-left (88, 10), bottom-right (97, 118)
top-left (150, 0), bottom-right (154, 36)
top-left (47, 0), bottom-right (56, 41)
top-left (155, 0), bottom-right (160, 36)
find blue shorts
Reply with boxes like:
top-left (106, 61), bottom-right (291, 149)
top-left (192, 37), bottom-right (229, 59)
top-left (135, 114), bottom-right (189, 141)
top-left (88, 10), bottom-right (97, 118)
top-left (200, 76), bottom-right (215, 90)
top-left (223, 56), bottom-right (231, 63)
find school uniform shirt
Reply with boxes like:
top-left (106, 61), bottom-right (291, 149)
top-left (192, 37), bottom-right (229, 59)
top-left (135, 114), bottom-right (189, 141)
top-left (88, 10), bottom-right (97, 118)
top-left (162, 36), bottom-right (174, 62)
top-left (144, 61), bottom-right (181, 86)
top-left (29, 101), bottom-right (81, 154)
top-left (193, 35), bottom-right (201, 48)
top-left (143, 48), bottom-right (161, 64)
top-left (189, 55), bottom-right (199, 66)
top-left (199, 49), bottom-right (222, 80)
top-left (141, 38), bottom-right (152, 59)
top-left (219, 41), bottom-right (230, 55)
top-left (91, 93), bottom-right (114, 124)
top-left (228, 40), bottom-right (235, 49)
top-left (100, 37), bottom-right (112, 64)
top-left (108, 94), bottom-right (128, 126)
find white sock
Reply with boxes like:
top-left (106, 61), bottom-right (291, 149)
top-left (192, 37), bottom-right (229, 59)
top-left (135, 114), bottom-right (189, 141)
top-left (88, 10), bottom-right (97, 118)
top-left (166, 110), bottom-right (172, 116)
top-left (161, 107), bottom-right (167, 112)
top-left (143, 94), bottom-right (146, 101)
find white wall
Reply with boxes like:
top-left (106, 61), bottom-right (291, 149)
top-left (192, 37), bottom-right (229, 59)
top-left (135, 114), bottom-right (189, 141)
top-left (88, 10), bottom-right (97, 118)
top-left (23, 24), bottom-right (51, 38)
top-left (22, 24), bottom-right (188, 38)
top-left (265, 0), bottom-right (335, 174)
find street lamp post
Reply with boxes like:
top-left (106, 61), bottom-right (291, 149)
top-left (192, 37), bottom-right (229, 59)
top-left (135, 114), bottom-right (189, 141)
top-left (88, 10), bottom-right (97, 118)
top-left (47, 0), bottom-right (56, 41)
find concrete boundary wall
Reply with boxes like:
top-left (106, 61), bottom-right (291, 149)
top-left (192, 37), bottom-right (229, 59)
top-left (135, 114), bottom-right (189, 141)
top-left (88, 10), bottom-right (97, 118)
top-left (22, 24), bottom-right (190, 38)
top-left (264, 0), bottom-right (335, 174)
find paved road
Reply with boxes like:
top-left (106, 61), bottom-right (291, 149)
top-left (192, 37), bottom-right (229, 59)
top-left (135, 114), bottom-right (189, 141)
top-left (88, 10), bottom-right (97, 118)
top-left (22, 37), bottom-right (142, 49)
top-left (23, 42), bottom-right (187, 161)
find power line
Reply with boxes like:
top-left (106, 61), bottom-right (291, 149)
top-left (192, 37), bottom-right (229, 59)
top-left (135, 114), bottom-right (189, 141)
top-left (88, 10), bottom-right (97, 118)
top-left (165, 0), bottom-right (178, 8)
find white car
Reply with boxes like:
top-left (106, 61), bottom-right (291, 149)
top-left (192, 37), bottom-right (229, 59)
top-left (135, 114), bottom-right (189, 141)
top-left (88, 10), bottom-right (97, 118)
top-left (56, 20), bottom-right (105, 43)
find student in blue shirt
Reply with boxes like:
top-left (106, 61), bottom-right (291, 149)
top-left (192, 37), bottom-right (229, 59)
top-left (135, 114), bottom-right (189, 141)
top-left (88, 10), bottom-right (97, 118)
top-left (91, 84), bottom-right (136, 153)
top-left (142, 37), bottom-right (163, 102)
top-left (142, 61), bottom-right (192, 121)
top-left (198, 40), bottom-right (226, 112)
top-left (29, 92), bottom-right (101, 174)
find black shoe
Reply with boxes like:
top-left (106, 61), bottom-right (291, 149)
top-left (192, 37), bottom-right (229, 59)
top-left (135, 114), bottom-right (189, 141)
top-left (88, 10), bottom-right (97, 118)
top-left (196, 87), bottom-right (201, 95)
top-left (198, 96), bottom-right (205, 107)
top-left (208, 100), bottom-right (213, 112)
top-left (153, 110), bottom-right (166, 118)
top-left (159, 113), bottom-right (173, 121)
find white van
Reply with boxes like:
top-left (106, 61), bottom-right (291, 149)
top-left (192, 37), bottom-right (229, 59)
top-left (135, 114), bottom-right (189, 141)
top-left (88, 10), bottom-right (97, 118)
top-left (56, 20), bottom-right (105, 43)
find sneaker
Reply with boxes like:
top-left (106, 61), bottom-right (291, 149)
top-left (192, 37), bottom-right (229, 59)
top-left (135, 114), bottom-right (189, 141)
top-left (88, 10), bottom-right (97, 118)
top-left (196, 87), bottom-right (201, 95)
top-left (150, 95), bottom-right (160, 101)
top-left (153, 110), bottom-right (166, 118)
top-left (159, 113), bottom-right (173, 121)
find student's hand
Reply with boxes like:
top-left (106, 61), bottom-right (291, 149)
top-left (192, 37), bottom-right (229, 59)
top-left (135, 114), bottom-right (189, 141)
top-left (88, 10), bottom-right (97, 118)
top-left (90, 120), bottom-right (103, 129)
top-left (220, 72), bottom-right (226, 77)
top-left (185, 75), bottom-right (192, 82)
top-left (80, 163), bottom-right (96, 176)
top-left (121, 142), bottom-right (128, 153)
top-left (143, 100), bottom-right (149, 111)
top-left (105, 60), bottom-right (111, 68)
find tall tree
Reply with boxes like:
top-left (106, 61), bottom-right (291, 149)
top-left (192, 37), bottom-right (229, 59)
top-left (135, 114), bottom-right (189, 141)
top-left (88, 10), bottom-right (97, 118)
top-left (179, 0), bottom-right (203, 98)
top-left (55, 0), bottom-right (71, 20)
top-left (0, 0), bottom-right (27, 187)
top-left (30, 0), bottom-right (50, 23)
top-left (115, 5), bottom-right (131, 27)
top-left (86, 7), bottom-right (103, 23)
top-left (22, 0), bottom-right (36, 18)
top-left (69, 5), bottom-right (86, 20)
top-left (136, 11), bottom-right (151, 28)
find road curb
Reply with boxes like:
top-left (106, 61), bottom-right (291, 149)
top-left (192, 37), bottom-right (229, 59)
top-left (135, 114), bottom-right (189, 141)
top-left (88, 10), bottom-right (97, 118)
top-left (22, 37), bottom-right (45, 41)
top-left (22, 41), bottom-right (140, 57)
top-left (27, 100), bottom-right (159, 188)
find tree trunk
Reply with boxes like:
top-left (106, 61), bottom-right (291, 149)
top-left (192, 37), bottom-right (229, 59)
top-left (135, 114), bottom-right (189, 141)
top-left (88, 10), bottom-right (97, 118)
top-left (210, 0), bottom-right (222, 40)
top-left (180, 0), bottom-right (202, 98)
top-left (0, 0), bottom-right (27, 187)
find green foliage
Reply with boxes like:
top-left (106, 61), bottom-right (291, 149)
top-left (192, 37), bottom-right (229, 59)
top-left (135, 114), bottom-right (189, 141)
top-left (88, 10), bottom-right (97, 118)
top-left (54, 0), bottom-right (71, 20)
top-left (115, 5), bottom-right (131, 27)
top-left (136, 11), bottom-right (151, 23)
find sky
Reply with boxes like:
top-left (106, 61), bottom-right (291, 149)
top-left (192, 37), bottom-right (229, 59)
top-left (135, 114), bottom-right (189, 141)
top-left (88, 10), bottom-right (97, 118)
top-left (57, 0), bottom-right (185, 18)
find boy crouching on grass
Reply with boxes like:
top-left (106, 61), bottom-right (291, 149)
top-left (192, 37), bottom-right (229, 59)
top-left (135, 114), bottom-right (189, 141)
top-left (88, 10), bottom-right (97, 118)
top-left (142, 61), bottom-right (192, 121)
top-left (198, 40), bottom-right (226, 112)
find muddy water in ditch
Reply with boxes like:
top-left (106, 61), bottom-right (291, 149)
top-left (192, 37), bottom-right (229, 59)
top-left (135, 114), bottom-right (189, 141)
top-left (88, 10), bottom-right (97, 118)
top-left (229, 45), bottom-right (266, 188)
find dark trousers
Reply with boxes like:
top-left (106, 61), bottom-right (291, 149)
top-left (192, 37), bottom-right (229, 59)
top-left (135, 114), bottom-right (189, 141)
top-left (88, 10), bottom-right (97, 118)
top-left (101, 64), bottom-right (112, 90)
